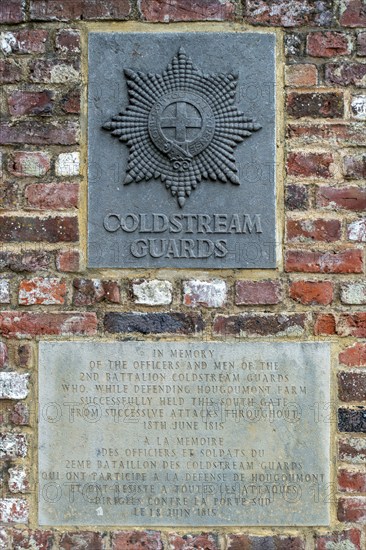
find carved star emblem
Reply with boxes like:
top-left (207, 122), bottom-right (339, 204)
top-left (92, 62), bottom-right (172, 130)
top-left (103, 48), bottom-right (261, 207)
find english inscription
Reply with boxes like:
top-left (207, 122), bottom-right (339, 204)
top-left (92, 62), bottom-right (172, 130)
top-left (39, 342), bottom-right (330, 526)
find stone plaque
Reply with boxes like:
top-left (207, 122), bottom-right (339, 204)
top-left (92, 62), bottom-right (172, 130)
top-left (88, 32), bottom-right (276, 268)
top-left (39, 341), bottom-right (330, 526)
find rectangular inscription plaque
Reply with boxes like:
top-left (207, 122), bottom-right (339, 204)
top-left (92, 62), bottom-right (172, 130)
top-left (88, 32), bottom-right (276, 268)
top-left (39, 341), bottom-right (330, 526)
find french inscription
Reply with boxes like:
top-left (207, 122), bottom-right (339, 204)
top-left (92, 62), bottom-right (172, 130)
top-left (88, 32), bottom-right (276, 267)
top-left (39, 342), bottom-right (330, 526)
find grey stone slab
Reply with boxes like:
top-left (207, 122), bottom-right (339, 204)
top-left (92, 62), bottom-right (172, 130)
top-left (39, 341), bottom-right (330, 526)
top-left (87, 32), bottom-right (276, 268)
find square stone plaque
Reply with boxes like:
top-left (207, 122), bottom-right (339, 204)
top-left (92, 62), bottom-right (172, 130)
top-left (88, 32), bottom-right (276, 268)
top-left (39, 341), bottom-right (330, 526)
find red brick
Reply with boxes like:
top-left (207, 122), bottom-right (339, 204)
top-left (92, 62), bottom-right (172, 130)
top-left (307, 32), bottom-right (352, 57)
top-left (285, 64), bottom-right (317, 87)
top-left (213, 313), bottom-right (305, 337)
top-left (60, 89), bottom-right (80, 114)
top-left (55, 29), bottom-right (80, 53)
top-left (339, 438), bottom-right (366, 463)
top-left (245, 0), bottom-right (332, 27)
top-left (316, 186), bottom-right (366, 211)
top-left (339, 371), bottom-right (366, 401)
top-left (8, 152), bottom-right (51, 178)
top-left (0, 499), bottom-right (28, 524)
top-left (0, 342), bottom-right (9, 368)
top-left (357, 32), bottom-right (366, 55)
top-left (338, 313), bottom-right (366, 337)
top-left (60, 531), bottom-right (104, 550)
top-left (314, 313), bottom-right (336, 335)
top-left (0, 121), bottom-right (79, 145)
top-left (227, 534), bottom-right (305, 550)
top-left (289, 281), bottom-right (333, 305)
top-left (30, 0), bottom-right (130, 20)
top-left (287, 218), bottom-right (341, 242)
top-left (343, 155), bottom-right (366, 179)
top-left (0, 0), bottom-right (24, 23)
top-left (340, 0), bottom-right (366, 27)
top-left (140, 0), bottom-right (234, 22)
top-left (340, 343), bottom-right (366, 366)
top-left (285, 249), bottom-right (363, 273)
top-left (8, 91), bottom-right (54, 117)
top-left (56, 250), bottom-right (80, 272)
top-left (315, 529), bottom-right (361, 549)
top-left (111, 530), bottom-right (162, 550)
top-left (19, 278), bottom-right (67, 306)
top-left (12, 529), bottom-right (54, 549)
top-left (287, 152), bottom-right (333, 178)
top-left (285, 185), bottom-right (309, 210)
top-left (287, 123), bottom-right (366, 146)
top-left (0, 216), bottom-right (78, 243)
top-left (235, 280), bottom-right (282, 305)
top-left (10, 403), bottom-right (30, 426)
top-left (73, 279), bottom-right (120, 305)
top-left (25, 183), bottom-right (79, 210)
top-left (8, 30), bottom-right (48, 54)
top-left (0, 251), bottom-right (51, 272)
top-left (169, 533), bottom-right (218, 550)
top-left (0, 312), bottom-right (97, 338)
top-left (287, 92), bottom-right (344, 119)
top-left (338, 497), bottom-right (366, 522)
top-left (0, 60), bottom-right (22, 84)
top-left (325, 62), bottom-right (366, 87)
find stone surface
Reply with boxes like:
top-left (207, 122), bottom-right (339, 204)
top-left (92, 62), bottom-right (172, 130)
top-left (38, 341), bottom-right (330, 526)
top-left (88, 32), bottom-right (276, 268)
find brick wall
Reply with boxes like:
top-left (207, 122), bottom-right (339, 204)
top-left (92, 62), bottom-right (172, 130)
top-left (1, 0), bottom-right (366, 548)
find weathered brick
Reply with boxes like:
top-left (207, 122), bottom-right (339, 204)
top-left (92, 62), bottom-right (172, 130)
top-left (17, 344), bottom-right (32, 369)
top-left (8, 91), bottom-right (54, 116)
top-left (29, 58), bottom-right (79, 84)
top-left (285, 185), bottom-right (309, 210)
top-left (60, 531), bottom-right (104, 550)
top-left (25, 183), bottom-right (79, 210)
top-left (2, 30), bottom-right (48, 54)
top-left (0, 121), bottom-right (79, 145)
top-left (339, 469), bottom-right (366, 494)
top-left (337, 313), bottom-right (366, 337)
top-left (61, 89), bottom-right (80, 114)
top-left (235, 280), bottom-right (282, 305)
top-left (0, 528), bottom-right (9, 548)
top-left (112, 530), bottom-right (162, 550)
top-left (213, 313), bottom-right (305, 337)
top-left (183, 280), bottom-right (227, 308)
top-left (19, 278), bottom-right (66, 306)
top-left (351, 95), bottom-right (366, 119)
top-left (287, 152), bottom-right (333, 178)
top-left (285, 33), bottom-right (304, 56)
top-left (0, 433), bottom-right (27, 458)
top-left (105, 312), bottom-right (204, 335)
top-left (339, 408), bottom-right (366, 433)
top-left (307, 31), bottom-right (352, 57)
top-left (339, 372), bottom-right (366, 401)
top-left (338, 497), bottom-right (366, 522)
top-left (285, 64), bottom-right (317, 87)
top-left (0, 251), bottom-right (51, 272)
top-left (0, 343), bottom-right (8, 369)
top-left (13, 529), bottom-right (54, 549)
top-left (0, 312), bottom-right (97, 338)
top-left (55, 29), bottom-right (80, 53)
top-left (325, 62), bottom-right (366, 87)
top-left (348, 219), bottom-right (366, 242)
top-left (285, 249), bottom-right (363, 273)
top-left (0, 280), bottom-right (10, 304)
top-left (10, 403), bottom-right (30, 426)
top-left (56, 250), bottom-right (80, 272)
top-left (56, 152), bottom-right (80, 176)
top-left (0, 60), bottom-right (22, 83)
top-left (340, 343), bottom-right (366, 367)
top-left (0, 216), bottom-right (78, 243)
top-left (132, 280), bottom-right (172, 306)
top-left (289, 281), bottom-right (333, 305)
top-left (0, 499), bottom-right (28, 524)
top-left (73, 279), bottom-right (120, 305)
top-left (169, 533), bottom-right (219, 550)
top-left (287, 92), bottom-right (344, 118)
top-left (0, 0), bottom-right (24, 23)
top-left (0, 373), bottom-right (29, 399)
top-left (140, 0), bottom-right (234, 22)
top-left (227, 534), bottom-right (305, 550)
top-left (287, 218), bottom-right (341, 242)
top-left (339, 437), bottom-right (366, 463)
top-left (8, 151), bottom-right (51, 178)
top-left (317, 186), bottom-right (366, 211)
top-left (357, 32), bottom-right (366, 55)
top-left (315, 529), bottom-right (362, 549)
top-left (343, 155), bottom-right (366, 179)
top-left (245, 0), bottom-right (332, 27)
top-left (0, 180), bottom-right (19, 209)
top-left (288, 122), bottom-right (366, 146)
top-left (30, 0), bottom-right (130, 20)
top-left (314, 313), bottom-right (336, 335)
top-left (340, 0), bottom-right (366, 27)
top-left (8, 466), bottom-right (29, 493)
top-left (341, 282), bottom-right (366, 304)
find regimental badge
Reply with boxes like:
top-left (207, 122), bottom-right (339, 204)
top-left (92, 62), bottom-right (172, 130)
top-left (103, 48), bottom-right (261, 207)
